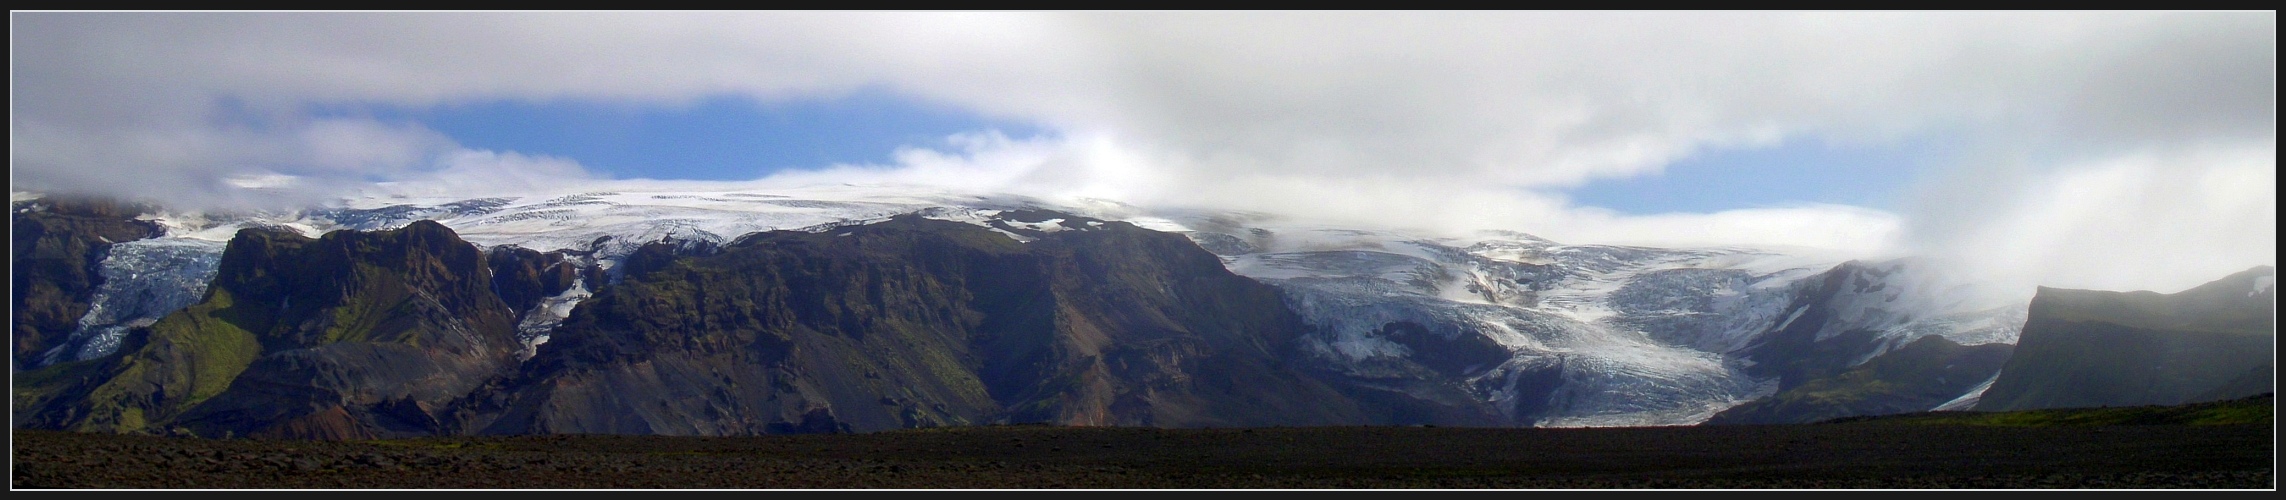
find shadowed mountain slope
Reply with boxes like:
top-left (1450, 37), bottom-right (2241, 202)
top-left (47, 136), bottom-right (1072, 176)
top-left (451, 213), bottom-right (1374, 435)
top-left (1704, 335), bottom-right (2014, 425)
top-left (1975, 266), bottom-right (2275, 411)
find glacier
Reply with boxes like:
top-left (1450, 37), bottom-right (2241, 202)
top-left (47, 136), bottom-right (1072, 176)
top-left (23, 183), bottom-right (2026, 426)
top-left (41, 237), bottom-right (225, 364)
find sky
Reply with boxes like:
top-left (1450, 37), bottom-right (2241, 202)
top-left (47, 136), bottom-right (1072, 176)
top-left (8, 11), bottom-right (2277, 296)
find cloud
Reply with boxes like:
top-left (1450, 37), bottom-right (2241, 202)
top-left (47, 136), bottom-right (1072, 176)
top-left (740, 131), bottom-right (1077, 193)
top-left (9, 113), bottom-right (464, 209)
top-left (736, 132), bottom-right (1912, 255)
top-left (356, 149), bottom-right (603, 200)
top-left (1904, 141), bottom-right (2276, 296)
top-left (9, 12), bottom-right (2273, 292)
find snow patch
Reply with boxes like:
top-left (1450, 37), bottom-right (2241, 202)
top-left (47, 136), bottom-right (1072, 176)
top-left (1771, 306), bottom-right (1809, 333)
top-left (915, 207), bottom-right (1036, 243)
top-left (1932, 373), bottom-right (2000, 411)
top-left (989, 228), bottom-right (1037, 243)
top-left (1123, 216), bottom-right (1192, 233)
top-left (1002, 218), bottom-right (1069, 233)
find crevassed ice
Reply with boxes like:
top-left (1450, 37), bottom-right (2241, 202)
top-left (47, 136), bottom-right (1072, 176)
top-left (1224, 227), bottom-right (1827, 427)
top-left (49, 238), bottom-right (225, 365)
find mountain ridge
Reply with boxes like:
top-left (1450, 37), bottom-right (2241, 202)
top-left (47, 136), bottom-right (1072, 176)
top-left (12, 188), bottom-right (2270, 436)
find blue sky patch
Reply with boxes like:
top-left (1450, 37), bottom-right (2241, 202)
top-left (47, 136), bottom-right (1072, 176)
top-left (1563, 134), bottom-right (1959, 214)
top-left (312, 88), bottom-right (1045, 181)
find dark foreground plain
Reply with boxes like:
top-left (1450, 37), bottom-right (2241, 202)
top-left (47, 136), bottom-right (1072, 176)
top-left (13, 417), bottom-right (2274, 489)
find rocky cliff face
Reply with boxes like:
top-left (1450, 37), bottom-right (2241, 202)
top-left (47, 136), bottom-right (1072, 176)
top-left (1975, 266), bottom-right (2276, 411)
top-left (482, 244), bottom-right (606, 356)
top-left (20, 212), bottom-right (1384, 438)
top-left (15, 221), bottom-right (524, 439)
top-left (451, 213), bottom-right (1371, 435)
top-left (10, 197), bottom-right (165, 369)
top-left (486, 245), bottom-right (589, 320)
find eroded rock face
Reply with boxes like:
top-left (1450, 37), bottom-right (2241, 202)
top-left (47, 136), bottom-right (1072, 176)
top-left (10, 196), bottom-right (164, 369)
top-left (482, 245), bottom-right (607, 359)
top-left (16, 220), bottom-right (524, 439)
top-left (486, 246), bottom-right (585, 320)
top-left (453, 213), bottom-right (1373, 435)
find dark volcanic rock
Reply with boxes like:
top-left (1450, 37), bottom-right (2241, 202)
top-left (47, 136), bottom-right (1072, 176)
top-left (453, 213), bottom-right (1370, 435)
top-left (1375, 321), bottom-right (1511, 378)
top-left (1976, 266), bottom-right (2276, 411)
top-left (14, 220), bottom-right (523, 439)
top-left (19, 212), bottom-right (1378, 439)
top-left (484, 245), bottom-right (593, 321)
top-left (10, 196), bottom-right (164, 369)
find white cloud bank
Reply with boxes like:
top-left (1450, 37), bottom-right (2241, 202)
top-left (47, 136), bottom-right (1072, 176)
top-left (9, 11), bottom-right (2273, 295)
top-left (1905, 142), bottom-right (2276, 294)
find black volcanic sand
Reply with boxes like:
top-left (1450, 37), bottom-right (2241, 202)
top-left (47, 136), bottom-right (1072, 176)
top-left (12, 423), bottom-right (2274, 489)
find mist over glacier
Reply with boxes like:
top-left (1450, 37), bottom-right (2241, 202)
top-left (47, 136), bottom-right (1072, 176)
top-left (10, 12), bottom-right (2273, 299)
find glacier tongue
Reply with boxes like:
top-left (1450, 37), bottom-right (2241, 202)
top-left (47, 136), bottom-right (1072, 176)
top-left (1179, 216), bottom-right (1844, 427)
top-left (47, 237), bottom-right (225, 364)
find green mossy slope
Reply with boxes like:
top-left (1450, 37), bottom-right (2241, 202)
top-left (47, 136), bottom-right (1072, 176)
top-left (14, 221), bottom-right (522, 439)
